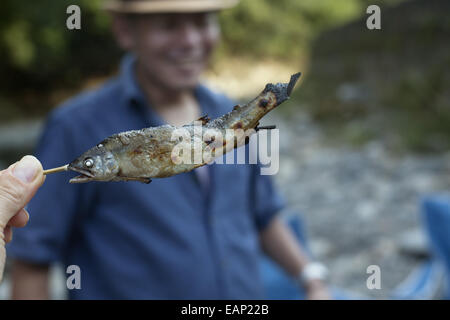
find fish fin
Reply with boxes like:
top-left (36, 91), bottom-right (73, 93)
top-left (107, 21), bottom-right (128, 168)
top-left (196, 115), bottom-right (210, 125)
top-left (256, 125), bottom-right (276, 131)
top-left (134, 177), bottom-right (151, 184)
top-left (287, 72), bottom-right (302, 96)
top-left (118, 177), bottom-right (152, 184)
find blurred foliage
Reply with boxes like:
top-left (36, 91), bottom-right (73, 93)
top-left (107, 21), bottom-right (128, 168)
top-left (294, 0), bottom-right (450, 152)
top-left (0, 0), bottom-right (118, 100)
top-left (219, 0), bottom-right (410, 59)
top-left (218, 0), bottom-right (363, 60)
top-left (0, 0), bottom-right (391, 114)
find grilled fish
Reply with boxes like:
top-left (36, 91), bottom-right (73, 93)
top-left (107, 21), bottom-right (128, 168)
top-left (65, 73), bottom-right (301, 183)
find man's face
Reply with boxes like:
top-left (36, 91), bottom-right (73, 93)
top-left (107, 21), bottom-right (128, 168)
top-left (120, 12), bottom-right (220, 90)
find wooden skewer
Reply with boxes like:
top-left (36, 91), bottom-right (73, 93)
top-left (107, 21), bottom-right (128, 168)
top-left (43, 164), bottom-right (69, 176)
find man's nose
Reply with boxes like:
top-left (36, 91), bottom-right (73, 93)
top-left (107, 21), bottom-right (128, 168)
top-left (177, 23), bottom-right (203, 48)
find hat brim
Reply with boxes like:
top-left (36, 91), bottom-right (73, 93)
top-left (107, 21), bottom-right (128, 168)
top-left (104, 0), bottom-right (239, 13)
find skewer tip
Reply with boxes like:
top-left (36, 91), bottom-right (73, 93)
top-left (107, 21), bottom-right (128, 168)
top-left (43, 164), bottom-right (69, 176)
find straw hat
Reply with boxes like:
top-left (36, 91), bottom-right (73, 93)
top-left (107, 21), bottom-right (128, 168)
top-left (104, 0), bottom-right (239, 13)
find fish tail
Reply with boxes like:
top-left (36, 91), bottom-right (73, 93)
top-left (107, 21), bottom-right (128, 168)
top-left (262, 72), bottom-right (302, 107)
top-left (213, 72), bottom-right (301, 132)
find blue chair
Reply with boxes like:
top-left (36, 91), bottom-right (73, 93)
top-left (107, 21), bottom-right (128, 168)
top-left (390, 259), bottom-right (446, 299)
top-left (391, 195), bottom-right (450, 300)
top-left (421, 195), bottom-right (450, 299)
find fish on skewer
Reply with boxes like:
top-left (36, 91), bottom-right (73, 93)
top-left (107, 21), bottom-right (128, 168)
top-left (43, 73), bottom-right (301, 183)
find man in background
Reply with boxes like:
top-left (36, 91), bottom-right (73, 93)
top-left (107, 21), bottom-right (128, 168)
top-left (8, 0), bottom-right (330, 299)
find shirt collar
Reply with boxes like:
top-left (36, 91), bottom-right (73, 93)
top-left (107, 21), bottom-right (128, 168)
top-left (119, 54), bottom-right (217, 126)
top-left (120, 54), bottom-right (147, 107)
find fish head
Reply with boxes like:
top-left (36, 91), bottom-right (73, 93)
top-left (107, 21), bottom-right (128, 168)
top-left (68, 144), bottom-right (119, 183)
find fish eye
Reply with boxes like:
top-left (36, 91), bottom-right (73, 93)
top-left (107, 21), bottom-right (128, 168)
top-left (84, 158), bottom-right (94, 168)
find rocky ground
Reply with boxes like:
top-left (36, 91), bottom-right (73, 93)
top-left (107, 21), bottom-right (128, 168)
top-left (265, 110), bottom-right (450, 299)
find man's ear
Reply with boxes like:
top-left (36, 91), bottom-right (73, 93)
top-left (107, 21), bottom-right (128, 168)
top-left (111, 14), bottom-right (135, 51)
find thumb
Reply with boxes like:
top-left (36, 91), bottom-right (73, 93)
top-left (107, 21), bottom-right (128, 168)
top-left (0, 156), bottom-right (45, 229)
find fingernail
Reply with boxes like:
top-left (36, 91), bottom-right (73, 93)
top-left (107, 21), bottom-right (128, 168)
top-left (13, 156), bottom-right (40, 183)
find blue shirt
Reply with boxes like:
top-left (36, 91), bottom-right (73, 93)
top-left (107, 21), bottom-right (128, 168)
top-left (7, 55), bottom-right (285, 299)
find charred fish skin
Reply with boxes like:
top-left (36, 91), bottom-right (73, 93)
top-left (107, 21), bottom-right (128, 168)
top-left (206, 72), bottom-right (301, 132)
top-left (67, 73), bottom-right (301, 183)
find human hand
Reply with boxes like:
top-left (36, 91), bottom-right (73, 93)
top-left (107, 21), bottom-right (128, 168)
top-left (0, 156), bottom-right (45, 283)
top-left (305, 279), bottom-right (332, 300)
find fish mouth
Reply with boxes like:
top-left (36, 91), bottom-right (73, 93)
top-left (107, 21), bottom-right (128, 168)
top-left (67, 165), bottom-right (95, 184)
